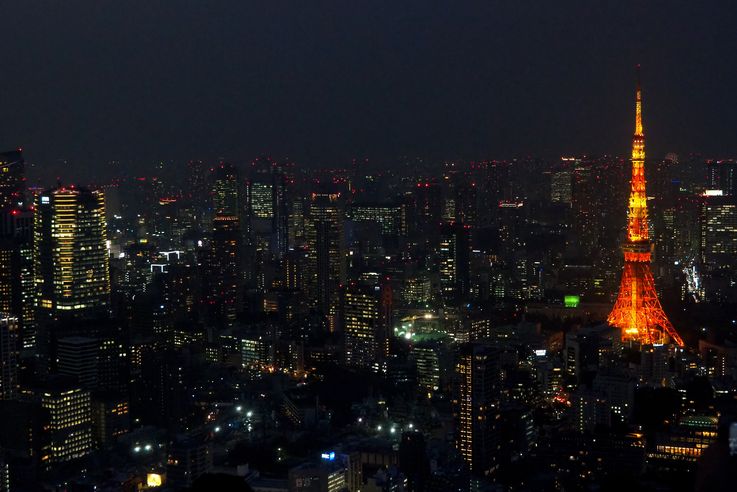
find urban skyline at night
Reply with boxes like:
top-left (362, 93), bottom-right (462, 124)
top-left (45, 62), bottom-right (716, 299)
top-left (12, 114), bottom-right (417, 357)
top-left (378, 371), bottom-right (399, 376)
top-left (2, 3), bottom-right (737, 492)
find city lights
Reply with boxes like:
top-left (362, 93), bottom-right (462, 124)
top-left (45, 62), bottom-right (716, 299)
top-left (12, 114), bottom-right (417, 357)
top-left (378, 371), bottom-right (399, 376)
top-left (0, 11), bottom-right (730, 490)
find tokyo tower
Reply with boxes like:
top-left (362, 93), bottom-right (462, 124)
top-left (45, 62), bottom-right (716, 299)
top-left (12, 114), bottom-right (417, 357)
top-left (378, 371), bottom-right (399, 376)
top-left (607, 67), bottom-right (685, 347)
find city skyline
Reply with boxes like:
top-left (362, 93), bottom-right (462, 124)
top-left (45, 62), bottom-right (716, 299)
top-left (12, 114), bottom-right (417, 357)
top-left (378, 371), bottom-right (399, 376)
top-left (1, 4), bottom-right (737, 492)
top-left (1, 71), bottom-right (735, 491)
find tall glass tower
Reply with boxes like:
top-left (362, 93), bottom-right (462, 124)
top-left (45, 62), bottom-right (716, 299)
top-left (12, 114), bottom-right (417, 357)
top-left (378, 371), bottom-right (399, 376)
top-left (34, 187), bottom-right (110, 315)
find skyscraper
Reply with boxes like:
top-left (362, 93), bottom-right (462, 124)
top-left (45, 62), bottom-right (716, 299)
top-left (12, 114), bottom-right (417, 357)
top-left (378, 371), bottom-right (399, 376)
top-left (288, 197), bottom-right (306, 248)
top-left (186, 160), bottom-right (209, 202)
top-left (210, 163), bottom-right (243, 326)
top-left (700, 194), bottom-right (737, 265)
top-left (341, 281), bottom-right (391, 371)
top-left (272, 169), bottom-right (290, 258)
top-left (699, 193), bottom-right (737, 302)
top-left (550, 163), bottom-right (573, 205)
top-left (706, 159), bottom-right (737, 196)
top-left (34, 187), bottom-right (110, 316)
top-left (438, 222), bottom-right (470, 301)
top-left (0, 149), bottom-right (35, 349)
top-left (413, 181), bottom-right (443, 234)
top-left (305, 193), bottom-right (346, 329)
top-left (608, 68), bottom-right (684, 347)
top-left (211, 216), bottom-right (242, 325)
top-left (0, 316), bottom-right (20, 401)
top-left (342, 284), bottom-right (378, 369)
top-left (249, 182), bottom-right (273, 219)
top-left (453, 178), bottom-right (478, 226)
top-left (452, 343), bottom-right (502, 476)
top-left (412, 343), bottom-right (440, 397)
top-left (0, 210), bottom-right (35, 349)
top-left (570, 161), bottom-right (598, 258)
top-left (212, 162), bottom-right (241, 217)
top-left (0, 150), bottom-right (25, 210)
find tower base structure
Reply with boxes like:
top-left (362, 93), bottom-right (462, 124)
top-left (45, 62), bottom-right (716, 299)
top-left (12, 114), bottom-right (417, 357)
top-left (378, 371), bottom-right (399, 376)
top-left (608, 243), bottom-right (684, 347)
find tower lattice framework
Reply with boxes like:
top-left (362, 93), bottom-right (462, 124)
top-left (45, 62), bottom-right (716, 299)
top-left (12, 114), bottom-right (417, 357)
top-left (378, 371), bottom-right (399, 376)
top-left (607, 67), bottom-right (684, 347)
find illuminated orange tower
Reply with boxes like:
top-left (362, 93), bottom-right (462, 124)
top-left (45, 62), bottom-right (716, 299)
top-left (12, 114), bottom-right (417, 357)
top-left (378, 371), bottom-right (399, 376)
top-left (608, 67), bottom-right (684, 347)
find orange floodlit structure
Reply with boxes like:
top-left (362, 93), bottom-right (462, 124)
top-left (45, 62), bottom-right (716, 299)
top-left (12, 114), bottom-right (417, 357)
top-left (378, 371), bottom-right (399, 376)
top-left (607, 67), bottom-right (684, 347)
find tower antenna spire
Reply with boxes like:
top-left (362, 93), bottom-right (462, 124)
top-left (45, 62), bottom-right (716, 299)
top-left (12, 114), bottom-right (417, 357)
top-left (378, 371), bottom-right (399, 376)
top-left (635, 64), bottom-right (643, 136)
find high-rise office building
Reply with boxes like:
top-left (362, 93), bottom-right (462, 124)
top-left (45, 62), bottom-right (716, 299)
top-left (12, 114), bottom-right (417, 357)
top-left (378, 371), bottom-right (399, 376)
top-left (453, 343), bottom-right (502, 476)
top-left (438, 222), bottom-right (470, 300)
top-left (413, 181), bottom-right (443, 234)
top-left (95, 328), bottom-right (128, 394)
top-left (246, 156), bottom-right (276, 220)
top-left (289, 197), bottom-right (306, 248)
top-left (341, 282), bottom-right (391, 371)
top-left (210, 163), bottom-right (243, 326)
top-left (149, 252), bottom-right (197, 329)
top-left (551, 164), bottom-right (574, 204)
top-left (212, 162), bottom-right (240, 217)
top-left (496, 199), bottom-right (525, 259)
top-left (272, 169), bottom-right (290, 258)
top-left (402, 272), bottom-right (432, 305)
top-left (454, 179), bottom-right (478, 226)
top-left (281, 248), bottom-right (304, 291)
top-left (570, 162), bottom-right (598, 257)
top-left (34, 187), bottom-right (110, 315)
top-left (0, 316), bottom-right (20, 400)
top-left (186, 160), bottom-right (209, 203)
top-left (0, 151), bottom-right (34, 349)
top-left (700, 194), bottom-right (737, 265)
top-left (57, 336), bottom-right (99, 389)
top-left (350, 202), bottom-right (406, 237)
top-left (305, 193), bottom-right (346, 327)
top-left (211, 216), bottom-right (241, 326)
top-left (0, 150), bottom-right (25, 210)
top-left (0, 244), bottom-right (12, 312)
top-left (91, 394), bottom-right (130, 446)
top-left (706, 159), bottom-right (736, 196)
top-left (40, 381), bottom-right (94, 464)
top-left (699, 193), bottom-right (737, 302)
top-left (412, 343), bottom-right (440, 397)
top-left (0, 230), bottom-right (35, 349)
top-left (250, 182), bottom-right (273, 219)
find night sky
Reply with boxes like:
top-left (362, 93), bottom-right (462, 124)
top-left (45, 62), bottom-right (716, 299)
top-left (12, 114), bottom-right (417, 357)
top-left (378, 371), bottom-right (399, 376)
top-left (2, 1), bottom-right (736, 181)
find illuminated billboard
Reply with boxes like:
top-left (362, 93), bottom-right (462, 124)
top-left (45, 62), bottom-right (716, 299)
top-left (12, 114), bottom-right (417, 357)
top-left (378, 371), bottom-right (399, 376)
top-left (564, 295), bottom-right (580, 308)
